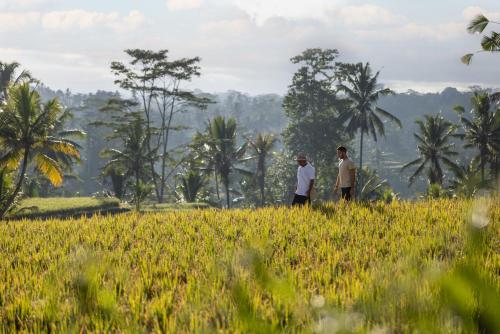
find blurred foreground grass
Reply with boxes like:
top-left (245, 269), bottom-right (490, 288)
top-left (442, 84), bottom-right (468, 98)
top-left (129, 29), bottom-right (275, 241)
top-left (0, 198), bottom-right (498, 333)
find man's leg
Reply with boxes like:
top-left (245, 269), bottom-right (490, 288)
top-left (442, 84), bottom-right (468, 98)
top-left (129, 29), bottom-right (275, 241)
top-left (292, 194), bottom-right (307, 206)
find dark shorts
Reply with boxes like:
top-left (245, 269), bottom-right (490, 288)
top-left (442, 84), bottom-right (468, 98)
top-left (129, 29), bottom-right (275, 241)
top-left (292, 194), bottom-right (310, 206)
top-left (341, 187), bottom-right (352, 201)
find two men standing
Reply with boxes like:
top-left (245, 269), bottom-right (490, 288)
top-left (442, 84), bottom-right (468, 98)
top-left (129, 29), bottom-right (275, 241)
top-left (292, 147), bottom-right (356, 206)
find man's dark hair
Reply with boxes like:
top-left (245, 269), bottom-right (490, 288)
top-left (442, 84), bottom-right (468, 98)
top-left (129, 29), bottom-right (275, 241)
top-left (337, 146), bottom-right (347, 153)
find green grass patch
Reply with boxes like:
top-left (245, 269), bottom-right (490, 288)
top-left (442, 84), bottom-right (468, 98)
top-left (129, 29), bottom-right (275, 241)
top-left (10, 197), bottom-right (122, 219)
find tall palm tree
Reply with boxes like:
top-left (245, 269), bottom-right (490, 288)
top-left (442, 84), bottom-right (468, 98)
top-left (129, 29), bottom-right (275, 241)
top-left (0, 62), bottom-right (33, 103)
top-left (247, 133), bottom-right (277, 206)
top-left (462, 14), bottom-right (500, 65)
top-left (177, 169), bottom-right (205, 203)
top-left (454, 92), bottom-right (500, 182)
top-left (0, 84), bottom-right (81, 217)
top-left (100, 113), bottom-right (155, 211)
top-left (402, 114), bottom-right (460, 186)
top-left (337, 62), bottom-right (402, 187)
top-left (196, 116), bottom-right (249, 208)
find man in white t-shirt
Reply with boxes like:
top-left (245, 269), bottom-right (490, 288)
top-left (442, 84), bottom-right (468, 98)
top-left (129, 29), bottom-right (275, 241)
top-left (292, 154), bottom-right (315, 206)
top-left (334, 146), bottom-right (356, 201)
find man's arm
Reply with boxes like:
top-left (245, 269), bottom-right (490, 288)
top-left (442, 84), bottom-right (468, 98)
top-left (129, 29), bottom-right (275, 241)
top-left (307, 180), bottom-right (314, 197)
top-left (334, 174), bottom-right (340, 193)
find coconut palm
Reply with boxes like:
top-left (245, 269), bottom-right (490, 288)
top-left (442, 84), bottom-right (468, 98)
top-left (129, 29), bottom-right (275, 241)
top-left (0, 84), bottom-right (81, 217)
top-left (454, 92), bottom-right (500, 182)
top-left (247, 133), bottom-right (277, 206)
top-left (337, 62), bottom-right (402, 187)
top-left (402, 114), bottom-right (460, 186)
top-left (100, 113), bottom-right (155, 211)
top-left (195, 116), bottom-right (249, 208)
top-left (177, 169), bottom-right (206, 203)
top-left (0, 62), bottom-right (33, 103)
top-left (462, 14), bottom-right (500, 65)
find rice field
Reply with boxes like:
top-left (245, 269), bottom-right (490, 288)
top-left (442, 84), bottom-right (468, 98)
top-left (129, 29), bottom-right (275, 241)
top-left (0, 198), bottom-right (498, 333)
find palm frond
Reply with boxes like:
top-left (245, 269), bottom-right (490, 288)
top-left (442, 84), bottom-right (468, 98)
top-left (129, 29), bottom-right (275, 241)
top-left (375, 107), bottom-right (402, 128)
top-left (34, 153), bottom-right (63, 187)
top-left (401, 158), bottom-right (423, 171)
top-left (461, 54), bottom-right (474, 65)
top-left (467, 14), bottom-right (490, 34)
top-left (46, 140), bottom-right (81, 159)
top-left (0, 149), bottom-right (24, 169)
top-left (57, 129), bottom-right (87, 139)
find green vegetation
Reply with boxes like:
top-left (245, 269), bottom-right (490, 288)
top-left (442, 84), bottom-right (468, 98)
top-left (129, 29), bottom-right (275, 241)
top-left (462, 14), bottom-right (500, 65)
top-left (0, 84), bottom-right (83, 218)
top-left (337, 62), bottom-right (401, 186)
top-left (402, 113), bottom-right (460, 186)
top-left (0, 199), bottom-right (498, 332)
top-left (10, 197), bottom-right (121, 219)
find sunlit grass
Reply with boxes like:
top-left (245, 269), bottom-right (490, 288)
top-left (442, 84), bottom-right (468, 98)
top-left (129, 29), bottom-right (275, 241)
top-left (0, 198), bottom-right (498, 332)
top-left (11, 197), bottom-right (121, 218)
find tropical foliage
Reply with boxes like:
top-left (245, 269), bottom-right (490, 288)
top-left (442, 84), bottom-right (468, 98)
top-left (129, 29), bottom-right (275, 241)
top-left (0, 84), bottom-right (81, 217)
top-left (191, 116), bottom-right (249, 208)
top-left (247, 133), bottom-right (278, 206)
top-left (462, 14), bottom-right (500, 65)
top-left (454, 92), bottom-right (500, 182)
top-left (100, 113), bottom-right (155, 211)
top-left (337, 62), bottom-right (402, 187)
top-left (0, 61), bottom-right (33, 103)
top-left (402, 114), bottom-right (460, 186)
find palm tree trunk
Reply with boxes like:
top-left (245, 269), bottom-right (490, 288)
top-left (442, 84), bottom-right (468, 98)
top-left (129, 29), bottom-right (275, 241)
top-left (259, 156), bottom-right (265, 207)
top-left (359, 130), bottom-right (364, 192)
top-left (214, 170), bottom-right (220, 201)
top-left (224, 176), bottom-right (230, 209)
top-left (260, 174), bottom-right (265, 207)
top-left (0, 149), bottom-right (29, 218)
top-left (480, 155), bottom-right (485, 183)
top-left (135, 170), bottom-right (140, 212)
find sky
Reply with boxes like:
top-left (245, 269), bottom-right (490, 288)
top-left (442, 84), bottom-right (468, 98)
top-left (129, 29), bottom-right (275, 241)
top-left (0, 0), bottom-right (499, 95)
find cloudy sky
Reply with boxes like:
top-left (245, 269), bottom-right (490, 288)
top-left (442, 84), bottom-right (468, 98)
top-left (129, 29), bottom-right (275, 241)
top-left (1, 0), bottom-right (499, 95)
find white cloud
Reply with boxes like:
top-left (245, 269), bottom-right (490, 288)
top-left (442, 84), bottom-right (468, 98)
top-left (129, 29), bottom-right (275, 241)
top-left (166, 0), bottom-right (203, 11)
top-left (0, 9), bottom-right (144, 32)
top-left (0, 0), bottom-right (55, 10)
top-left (336, 5), bottom-right (405, 26)
top-left (200, 18), bottom-right (250, 35)
top-left (400, 22), bottom-right (464, 41)
top-left (234, 0), bottom-right (337, 25)
top-left (42, 10), bottom-right (118, 30)
top-left (110, 10), bottom-right (146, 32)
top-left (233, 1), bottom-right (403, 26)
top-left (0, 47), bottom-right (115, 92)
top-left (41, 9), bottom-right (144, 32)
top-left (0, 12), bottom-right (40, 32)
top-left (463, 6), bottom-right (500, 22)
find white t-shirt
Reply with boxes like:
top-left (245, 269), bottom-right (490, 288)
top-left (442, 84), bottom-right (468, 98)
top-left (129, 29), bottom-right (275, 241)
top-left (338, 158), bottom-right (356, 188)
top-left (296, 163), bottom-right (315, 196)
